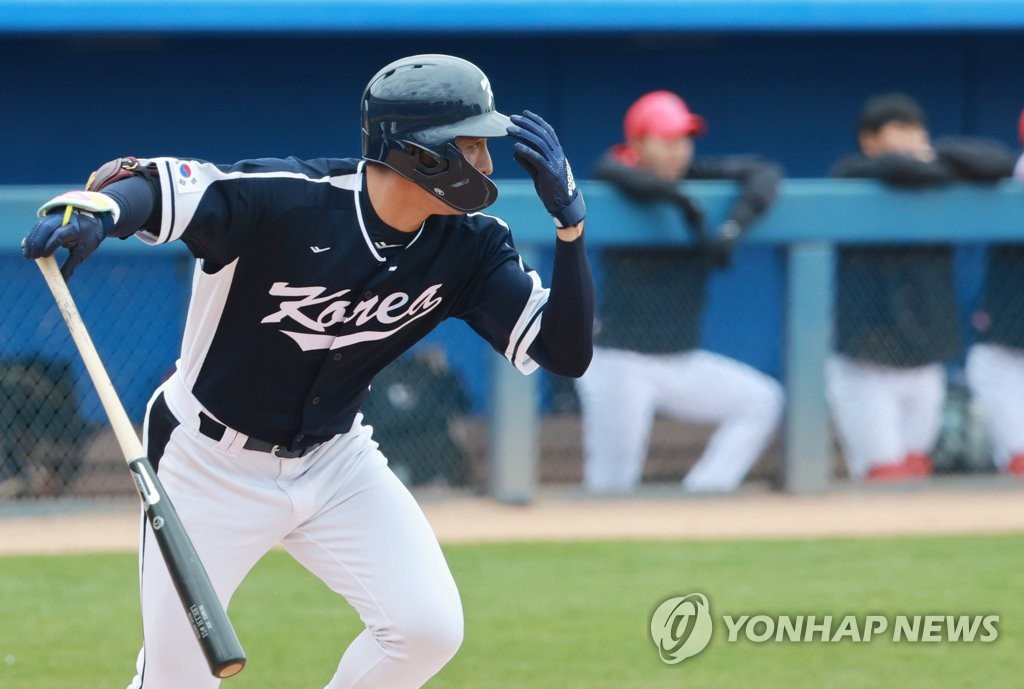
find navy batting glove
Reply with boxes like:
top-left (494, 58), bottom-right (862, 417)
top-left (21, 210), bottom-right (114, 280)
top-left (508, 110), bottom-right (586, 228)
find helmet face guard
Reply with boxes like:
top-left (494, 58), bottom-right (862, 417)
top-left (361, 54), bottom-right (511, 212)
top-left (381, 140), bottom-right (500, 212)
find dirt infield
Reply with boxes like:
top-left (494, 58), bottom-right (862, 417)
top-left (2, 481), bottom-right (1023, 555)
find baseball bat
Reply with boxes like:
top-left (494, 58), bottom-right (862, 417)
top-left (34, 254), bottom-right (246, 679)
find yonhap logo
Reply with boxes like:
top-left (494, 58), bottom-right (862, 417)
top-left (650, 593), bottom-right (714, 664)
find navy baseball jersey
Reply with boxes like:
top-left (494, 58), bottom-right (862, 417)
top-left (135, 156), bottom-right (548, 449)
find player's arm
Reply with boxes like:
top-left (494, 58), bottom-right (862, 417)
top-left (593, 153), bottom-right (683, 201)
top-left (688, 156), bottom-right (783, 267)
top-left (21, 159), bottom-right (159, 280)
top-left (526, 232), bottom-right (594, 377)
top-left (23, 155), bottom-right (292, 277)
top-left (457, 236), bottom-right (593, 380)
top-left (505, 110), bottom-right (594, 377)
top-left (933, 137), bottom-right (1017, 182)
top-left (829, 153), bottom-right (954, 188)
top-left (688, 156), bottom-right (782, 231)
top-left (593, 153), bottom-right (708, 243)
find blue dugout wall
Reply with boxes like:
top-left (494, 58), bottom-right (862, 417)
top-left (4, 1), bottom-right (1024, 186)
top-left (4, 33), bottom-right (1024, 183)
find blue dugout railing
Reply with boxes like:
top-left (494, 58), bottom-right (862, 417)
top-left (3, 180), bottom-right (1024, 500)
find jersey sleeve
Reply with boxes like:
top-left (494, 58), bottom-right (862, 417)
top-left (133, 156), bottom-right (300, 265)
top-left (687, 155), bottom-right (782, 230)
top-left (455, 217), bottom-right (550, 375)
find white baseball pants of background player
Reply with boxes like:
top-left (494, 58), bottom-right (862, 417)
top-left (825, 354), bottom-right (946, 479)
top-left (966, 342), bottom-right (1024, 471)
top-left (127, 374), bottom-right (463, 689)
top-left (575, 347), bottom-right (784, 493)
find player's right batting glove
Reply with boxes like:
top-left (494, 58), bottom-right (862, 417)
top-left (508, 111), bottom-right (586, 228)
top-left (21, 191), bottom-right (118, 280)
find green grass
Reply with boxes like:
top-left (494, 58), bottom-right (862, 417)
top-left (1, 534), bottom-right (1021, 689)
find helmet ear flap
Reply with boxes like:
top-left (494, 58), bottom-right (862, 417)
top-left (380, 140), bottom-right (497, 212)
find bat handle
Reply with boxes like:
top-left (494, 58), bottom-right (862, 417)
top-left (34, 255), bottom-right (145, 459)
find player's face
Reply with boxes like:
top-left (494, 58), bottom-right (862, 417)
top-left (632, 135), bottom-right (694, 181)
top-left (860, 121), bottom-right (933, 160)
top-left (419, 137), bottom-right (495, 217)
top-left (456, 136), bottom-right (494, 176)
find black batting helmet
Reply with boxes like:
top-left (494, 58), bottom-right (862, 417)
top-left (361, 54), bottom-right (512, 212)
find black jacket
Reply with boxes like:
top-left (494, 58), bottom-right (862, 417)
top-left (976, 244), bottom-right (1024, 349)
top-left (592, 152), bottom-right (781, 353)
top-left (830, 137), bottom-right (1016, 366)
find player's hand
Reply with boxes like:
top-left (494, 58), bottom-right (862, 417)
top-left (508, 110), bottom-right (586, 228)
top-left (22, 191), bottom-right (117, 280)
top-left (706, 220), bottom-right (741, 270)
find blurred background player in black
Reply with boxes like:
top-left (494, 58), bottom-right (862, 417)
top-left (362, 346), bottom-right (473, 488)
top-left (576, 90), bottom-right (784, 493)
top-left (963, 107), bottom-right (1024, 477)
top-left (827, 92), bottom-right (1016, 481)
top-left (0, 358), bottom-right (87, 499)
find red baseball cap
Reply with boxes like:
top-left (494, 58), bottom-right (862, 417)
top-left (624, 90), bottom-right (707, 141)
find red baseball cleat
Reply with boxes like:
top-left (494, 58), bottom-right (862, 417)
top-left (1006, 454), bottom-right (1024, 476)
top-left (866, 462), bottom-right (915, 482)
top-left (903, 453), bottom-right (934, 477)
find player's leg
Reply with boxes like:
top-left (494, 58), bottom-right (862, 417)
top-left (654, 350), bottom-right (783, 492)
top-left (575, 347), bottom-right (658, 492)
top-left (966, 343), bottom-right (1024, 472)
top-left (825, 355), bottom-right (905, 480)
top-left (128, 388), bottom-right (289, 689)
top-left (897, 362), bottom-right (946, 471)
top-left (280, 420), bottom-right (462, 689)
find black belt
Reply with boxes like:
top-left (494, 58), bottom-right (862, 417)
top-left (198, 412), bottom-right (317, 459)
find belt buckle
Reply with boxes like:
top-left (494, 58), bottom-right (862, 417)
top-left (271, 444), bottom-right (284, 458)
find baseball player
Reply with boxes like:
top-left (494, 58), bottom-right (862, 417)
top-left (964, 107), bottom-right (1024, 477)
top-left (21, 54), bottom-right (593, 689)
top-left (576, 90), bottom-right (784, 493)
top-left (828, 92), bottom-right (1015, 481)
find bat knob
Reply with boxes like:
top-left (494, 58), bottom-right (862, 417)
top-left (215, 659), bottom-right (247, 678)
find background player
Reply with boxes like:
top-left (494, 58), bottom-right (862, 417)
top-left (963, 107), bottom-right (1024, 477)
top-left (827, 92), bottom-right (1015, 481)
top-left (576, 90), bottom-right (784, 493)
top-left (21, 54), bottom-right (593, 689)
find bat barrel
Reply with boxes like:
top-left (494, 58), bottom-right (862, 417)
top-left (129, 457), bottom-right (247, 676)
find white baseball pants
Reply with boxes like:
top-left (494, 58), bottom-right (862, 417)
top-left (127, 375), bottom-right (462, 689)
top-left (825, 354), bottom-right (946, 479)
top-left (575, 347), bottom-right (784, 493)
top-left (966, 343), bottom-right (1024, 471)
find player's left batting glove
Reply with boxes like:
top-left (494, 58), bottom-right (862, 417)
top-left (508, 111), bottom-right (586, 228)
top-left (21, 191), bottom-right (118, 280)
